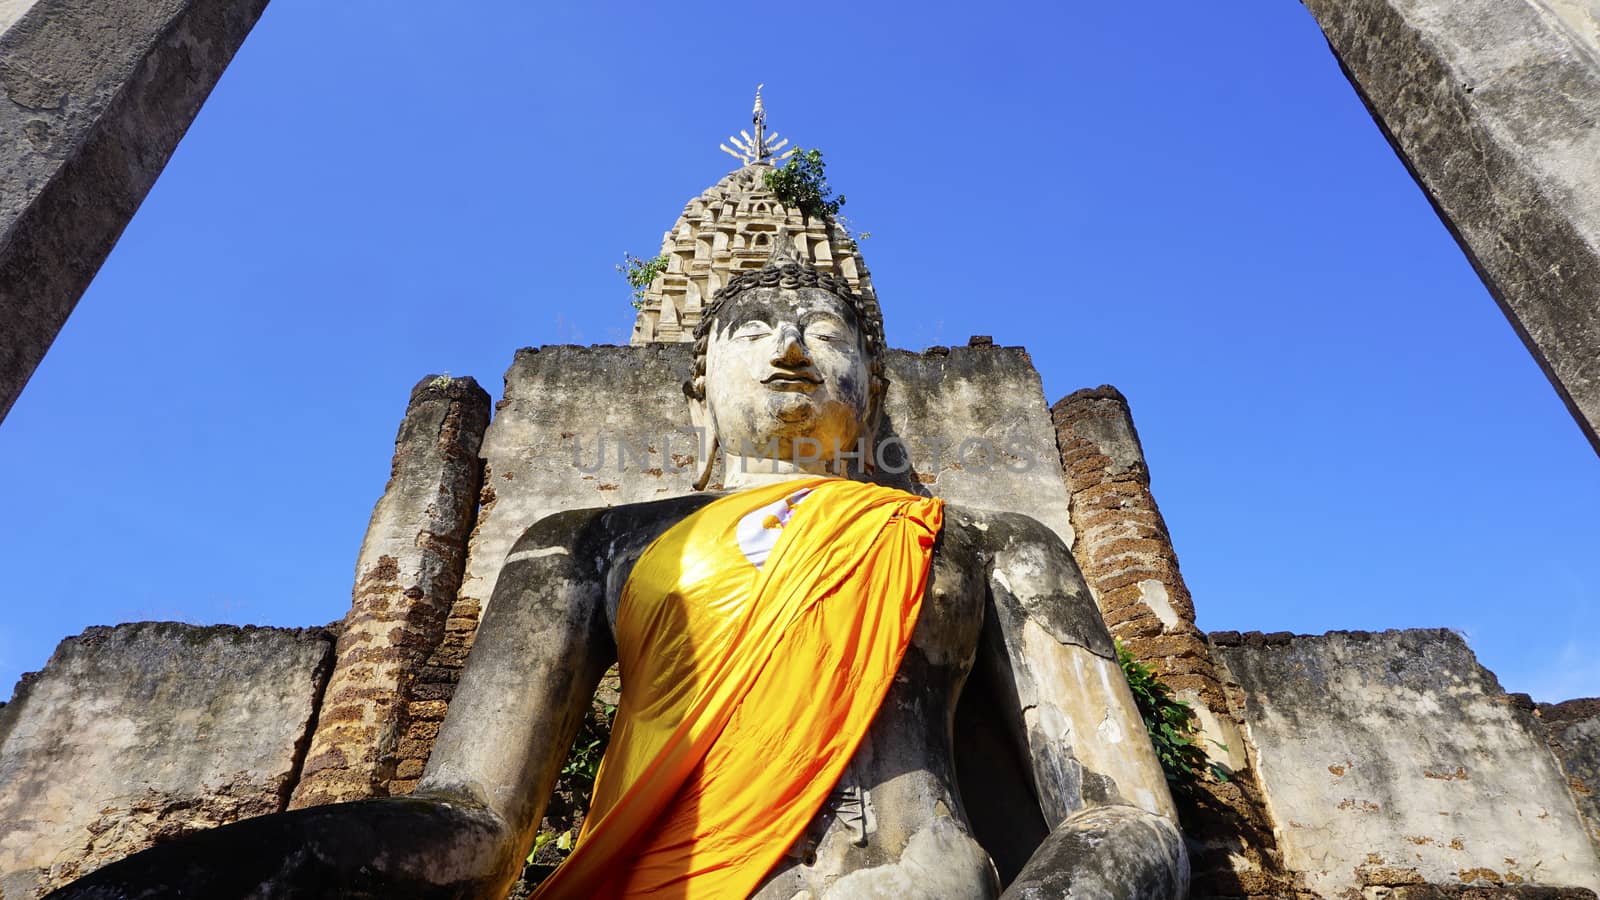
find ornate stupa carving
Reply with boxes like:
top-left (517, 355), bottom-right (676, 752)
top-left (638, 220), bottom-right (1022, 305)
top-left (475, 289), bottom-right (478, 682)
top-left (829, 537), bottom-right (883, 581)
top-left (629, 87), bottom-right (877, 345)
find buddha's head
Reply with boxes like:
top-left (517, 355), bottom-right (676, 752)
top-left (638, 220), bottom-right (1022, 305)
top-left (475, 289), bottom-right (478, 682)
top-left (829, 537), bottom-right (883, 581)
top-left (685, 245), bottom-right (886, 488)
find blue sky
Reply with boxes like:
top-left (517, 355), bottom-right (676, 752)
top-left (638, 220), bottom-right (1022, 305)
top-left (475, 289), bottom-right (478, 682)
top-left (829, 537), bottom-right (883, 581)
top-left (2, 2), bottom-right (1596, 702)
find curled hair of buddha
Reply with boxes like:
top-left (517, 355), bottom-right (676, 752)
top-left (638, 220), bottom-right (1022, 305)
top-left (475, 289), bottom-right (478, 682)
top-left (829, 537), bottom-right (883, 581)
top-left (683, 241), bottom-right (887, 404)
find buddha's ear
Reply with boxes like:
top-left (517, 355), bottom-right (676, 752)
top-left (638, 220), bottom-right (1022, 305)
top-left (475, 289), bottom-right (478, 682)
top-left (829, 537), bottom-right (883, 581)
top-left (687, 388), bottom-right (718, 491)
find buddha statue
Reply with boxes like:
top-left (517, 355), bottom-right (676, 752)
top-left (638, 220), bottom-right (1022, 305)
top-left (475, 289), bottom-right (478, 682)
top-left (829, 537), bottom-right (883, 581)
top-left (52, 249), bottom-right (1188, 899)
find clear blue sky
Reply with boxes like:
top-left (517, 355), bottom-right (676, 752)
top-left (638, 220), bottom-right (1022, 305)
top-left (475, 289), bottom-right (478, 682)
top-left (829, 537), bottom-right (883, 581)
top-left (2, 2), bottom-right (1596, 702)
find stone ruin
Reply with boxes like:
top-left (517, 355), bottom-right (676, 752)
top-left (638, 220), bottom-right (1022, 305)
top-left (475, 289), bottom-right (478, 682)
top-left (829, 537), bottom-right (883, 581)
top-left (4, 7), bottom-right (1600, 893)
top-left (7, 117), bottom-right (1600, 896)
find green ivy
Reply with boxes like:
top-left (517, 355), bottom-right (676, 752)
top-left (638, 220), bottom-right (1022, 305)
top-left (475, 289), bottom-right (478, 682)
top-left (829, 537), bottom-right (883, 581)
top-left (560, 698), bottom-right (616, 805)
top-left (763, 148), bottom-right (846, 221)
top-left (617, 252), bottom-right (669, 310)
top-left (1117, 642), bottom-right (1228, 796)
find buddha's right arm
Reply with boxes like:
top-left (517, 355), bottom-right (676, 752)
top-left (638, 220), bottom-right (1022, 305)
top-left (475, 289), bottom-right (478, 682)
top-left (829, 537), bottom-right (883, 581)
top-left (417, 508), bottom-right (615, 855)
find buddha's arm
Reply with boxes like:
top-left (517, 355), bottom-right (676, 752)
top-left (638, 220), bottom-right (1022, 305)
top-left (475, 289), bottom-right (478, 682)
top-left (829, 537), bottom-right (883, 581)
top-left (964, 510), bottom-right (1188, 897)
top-left (968, 510), bottom-right (1171, 820)
top-left (417, 508), bottom-right (616, 875)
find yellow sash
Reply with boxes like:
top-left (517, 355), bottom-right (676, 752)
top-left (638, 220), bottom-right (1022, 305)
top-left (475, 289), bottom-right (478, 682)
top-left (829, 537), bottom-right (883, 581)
top-left (531, 477), bottom-right (943, 898)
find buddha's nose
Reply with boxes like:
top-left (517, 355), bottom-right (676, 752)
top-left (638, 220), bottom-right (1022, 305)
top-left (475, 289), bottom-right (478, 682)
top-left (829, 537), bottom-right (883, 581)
top-left (772, 326), bottom-right (810, 367)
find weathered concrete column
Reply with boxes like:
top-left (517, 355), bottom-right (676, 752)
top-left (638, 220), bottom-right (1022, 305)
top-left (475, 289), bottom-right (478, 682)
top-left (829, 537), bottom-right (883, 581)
top-left (1300, 0), bottom-right (1600, 455)
top-left (1053, 386), bottom-right (1292, 898)
top-left (289, 376), bottom-right (490, 808)
top-left (0, 0), bottom-right (268, 424)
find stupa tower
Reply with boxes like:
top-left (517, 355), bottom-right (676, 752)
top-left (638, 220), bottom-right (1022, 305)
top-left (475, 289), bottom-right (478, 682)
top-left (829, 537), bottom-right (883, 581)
top-left (629, 87), bottom-right (876, 344)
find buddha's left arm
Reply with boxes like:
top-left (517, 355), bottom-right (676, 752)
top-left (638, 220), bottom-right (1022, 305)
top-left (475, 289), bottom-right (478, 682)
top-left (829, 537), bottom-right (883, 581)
top-left (968, 509), bottom-right (1172, 821)
top-left (965, 509), bottom-right (1188, 896)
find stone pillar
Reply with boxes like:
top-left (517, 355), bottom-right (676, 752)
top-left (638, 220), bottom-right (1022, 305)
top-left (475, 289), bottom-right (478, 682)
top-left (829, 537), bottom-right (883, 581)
top-left (1300, 0), bottom-right (1600, 455)
top-left (289, 375), bottom-right (490, 808)
top-left (0, 0), bottom-right (269, 423)
top-left (1053, 386), bottom-right (1292, 898)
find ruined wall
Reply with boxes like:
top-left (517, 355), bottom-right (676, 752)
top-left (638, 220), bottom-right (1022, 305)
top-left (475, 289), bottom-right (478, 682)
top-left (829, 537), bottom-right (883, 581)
top-left (1212, 629), bottom-right (1600, 897)
top-left (875, 339), bottom-right (1075, 547)
top-left (290, 376), bottom-right (490, 806)
top-left (1541, 698), bottom-right (1600, 850)
top-left (455, 343), bottom-right (700, 633)
top-left (409, 344), bottom-right (700, 786)
top-left (0, 623), bottom-right (334, 897)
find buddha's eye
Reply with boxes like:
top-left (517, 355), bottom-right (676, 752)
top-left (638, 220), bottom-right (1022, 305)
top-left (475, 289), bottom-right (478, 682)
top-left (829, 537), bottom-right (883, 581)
top-left (806, 317), bottom-right (850, 343)
top-left (732, 321), bottom-right (772, 341)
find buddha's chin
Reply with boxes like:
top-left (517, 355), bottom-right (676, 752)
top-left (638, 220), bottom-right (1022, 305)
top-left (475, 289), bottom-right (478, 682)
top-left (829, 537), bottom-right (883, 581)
top-left (736, 398), bottom-right (863, 453)
top-left (768, 393), bottom-right (817, 424)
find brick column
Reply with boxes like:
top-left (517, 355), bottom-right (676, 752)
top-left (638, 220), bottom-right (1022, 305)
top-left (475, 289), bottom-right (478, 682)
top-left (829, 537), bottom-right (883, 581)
top-left (1052, 386), bottom-right (1218, 704)
top-left (384, 592), bottom-right (480, 796)
top-left (289, 375), bottom-right (490, 808)
top-left (1053, 385), bottom-right (1293, 898)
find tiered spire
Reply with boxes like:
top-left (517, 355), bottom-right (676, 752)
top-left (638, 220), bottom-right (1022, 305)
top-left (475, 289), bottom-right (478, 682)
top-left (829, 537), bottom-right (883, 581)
top-left (631, 89), bottom-right (874, 345)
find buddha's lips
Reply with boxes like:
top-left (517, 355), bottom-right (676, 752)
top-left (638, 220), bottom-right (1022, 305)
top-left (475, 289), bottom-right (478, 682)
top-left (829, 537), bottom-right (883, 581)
top-left (763, 372), bottom-right (822, 385)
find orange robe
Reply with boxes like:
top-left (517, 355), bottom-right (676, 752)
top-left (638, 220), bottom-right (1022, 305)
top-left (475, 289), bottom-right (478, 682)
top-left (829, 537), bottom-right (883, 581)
top-left (531, 477), bottom-right (944, 898)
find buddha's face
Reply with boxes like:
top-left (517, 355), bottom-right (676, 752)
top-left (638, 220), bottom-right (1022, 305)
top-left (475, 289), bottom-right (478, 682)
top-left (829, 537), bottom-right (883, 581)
top-left (701, 286), bottom-right (873, 467)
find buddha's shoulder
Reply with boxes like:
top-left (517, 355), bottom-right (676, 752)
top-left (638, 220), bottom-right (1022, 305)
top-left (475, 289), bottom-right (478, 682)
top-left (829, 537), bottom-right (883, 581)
top-left (509, 493), bottom-right (719, 555)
